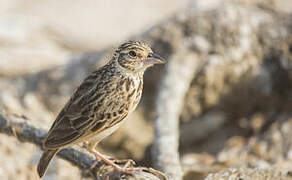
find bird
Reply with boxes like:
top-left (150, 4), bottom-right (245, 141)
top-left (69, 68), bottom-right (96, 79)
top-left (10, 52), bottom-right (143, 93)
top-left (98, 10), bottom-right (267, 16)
top-left (37, 41), bottom-right (165, 178)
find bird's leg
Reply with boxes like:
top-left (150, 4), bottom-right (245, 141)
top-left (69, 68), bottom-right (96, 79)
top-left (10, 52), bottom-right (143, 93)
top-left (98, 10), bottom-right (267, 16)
top-left (79, 141), bottom-right (102, 167)
top-left (85, 141), bottom-right (146, 176)
top-left (88, 148), bottom-right (138, 176)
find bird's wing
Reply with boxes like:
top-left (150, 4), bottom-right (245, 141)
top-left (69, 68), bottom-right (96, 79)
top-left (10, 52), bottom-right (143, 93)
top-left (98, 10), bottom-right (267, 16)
top-left (43, 72), bottom-right (107, 149)
top-left (43, 113), bottom-right (87, 149)
top-left (43, 68), bottom-right (131, 149)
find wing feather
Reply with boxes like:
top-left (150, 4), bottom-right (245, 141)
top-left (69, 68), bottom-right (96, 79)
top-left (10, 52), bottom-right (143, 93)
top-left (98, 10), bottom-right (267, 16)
top-left (43, 68), bottom-right (132, 149)
top-left (43, 115), bottom-right (85, 149)
top-left (43, 73), bottom-right (103, 149)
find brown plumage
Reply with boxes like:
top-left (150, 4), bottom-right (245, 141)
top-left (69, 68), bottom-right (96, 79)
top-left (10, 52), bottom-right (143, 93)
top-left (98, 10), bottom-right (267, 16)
top-left (37, 41), bottom-right (165, 178)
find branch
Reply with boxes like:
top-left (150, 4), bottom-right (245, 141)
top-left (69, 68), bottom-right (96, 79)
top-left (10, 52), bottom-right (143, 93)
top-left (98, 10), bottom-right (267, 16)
top-left (151, 41), bottom-right (206, 180)
top-left (0, 112), bottom-right (167, 180)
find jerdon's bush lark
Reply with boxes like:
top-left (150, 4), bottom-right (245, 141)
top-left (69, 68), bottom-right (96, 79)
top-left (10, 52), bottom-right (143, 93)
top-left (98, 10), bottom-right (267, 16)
top-left (37, 41), bottom-right (165, 178)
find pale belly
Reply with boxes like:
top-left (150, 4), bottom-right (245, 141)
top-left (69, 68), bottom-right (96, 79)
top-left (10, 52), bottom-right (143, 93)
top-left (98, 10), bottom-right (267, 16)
top-left (87, 121), bottom-right (123, 143)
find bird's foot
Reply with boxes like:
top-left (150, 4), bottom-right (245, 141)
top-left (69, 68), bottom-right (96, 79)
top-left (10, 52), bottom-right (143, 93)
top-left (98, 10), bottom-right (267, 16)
top-left (88, 149), bottom-right (144, 177)
top-left (112, 159), bottom-right (136, 168)
top-left (109, 166), bottom-right (149, 177)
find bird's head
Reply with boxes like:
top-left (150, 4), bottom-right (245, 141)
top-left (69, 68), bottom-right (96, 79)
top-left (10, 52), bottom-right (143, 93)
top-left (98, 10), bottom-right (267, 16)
top-left (114, 41), bottom-right (165, 73)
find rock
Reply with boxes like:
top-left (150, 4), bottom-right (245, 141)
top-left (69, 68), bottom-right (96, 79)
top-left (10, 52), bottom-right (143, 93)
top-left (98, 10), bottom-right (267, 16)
top-left (217, 115), bottom-right (292, 169)
top-left (205, 168), bottom-right (292, 180)
top-left (181, 115), bottom-right (292, 180)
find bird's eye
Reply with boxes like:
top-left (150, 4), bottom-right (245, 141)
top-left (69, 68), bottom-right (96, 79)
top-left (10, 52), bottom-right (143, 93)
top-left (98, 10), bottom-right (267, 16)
top-left (129, 51), bottom-right (137, 57)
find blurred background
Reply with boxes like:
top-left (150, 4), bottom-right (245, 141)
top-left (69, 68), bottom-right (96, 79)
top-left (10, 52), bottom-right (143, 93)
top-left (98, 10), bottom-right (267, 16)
top-left (0, 0), bottom-right (292, 180)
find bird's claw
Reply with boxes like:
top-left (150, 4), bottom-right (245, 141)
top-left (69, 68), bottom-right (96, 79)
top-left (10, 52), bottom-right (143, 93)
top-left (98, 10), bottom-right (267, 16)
top-left (112, 159), bottom-right (136, 167)
top-left (114, 166), bottom-right (149, 177)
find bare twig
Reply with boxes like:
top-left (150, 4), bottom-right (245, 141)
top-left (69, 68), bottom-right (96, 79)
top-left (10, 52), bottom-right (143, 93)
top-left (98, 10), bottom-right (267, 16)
top-left (0, 113), bottom-right (167, 180)
top-left (152, 42), bottom-right (205, 180)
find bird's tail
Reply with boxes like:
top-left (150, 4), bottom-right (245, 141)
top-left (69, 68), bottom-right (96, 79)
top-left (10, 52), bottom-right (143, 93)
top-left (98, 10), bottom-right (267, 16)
top-left (37, 149), bottom-right (58, 178)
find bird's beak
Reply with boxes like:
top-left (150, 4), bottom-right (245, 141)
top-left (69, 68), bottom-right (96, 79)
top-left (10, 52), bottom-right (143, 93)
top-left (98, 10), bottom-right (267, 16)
top-left (143, 53), bottom-right (165, 66)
